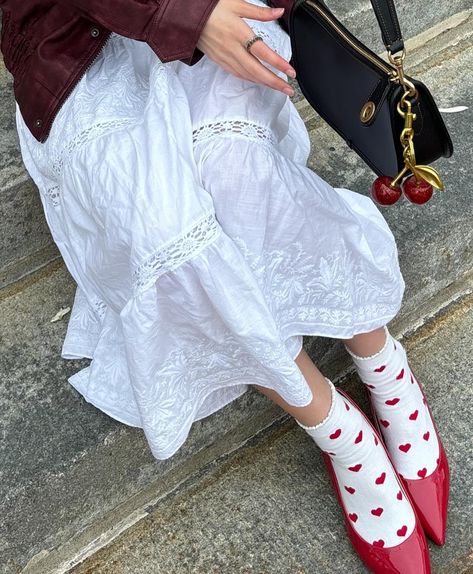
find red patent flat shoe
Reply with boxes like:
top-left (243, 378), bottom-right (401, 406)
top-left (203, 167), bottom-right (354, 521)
top-left (367, 368), bottom-right (450, 546)
top-left (323, 389), bottom-right (431, 573)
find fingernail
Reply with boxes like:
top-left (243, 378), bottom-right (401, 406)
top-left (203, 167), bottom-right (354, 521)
top-left (283, 86), bottom-right (294, 96)
top-left (286, 68), bottom-right (296, 79)
top-left (273, 7), bottom-right (284, 14)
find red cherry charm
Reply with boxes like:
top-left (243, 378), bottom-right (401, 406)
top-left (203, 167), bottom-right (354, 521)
top-left (402, 175), bottom-right (434, 204)
top-left (371, 176), bottom-right (402, 205)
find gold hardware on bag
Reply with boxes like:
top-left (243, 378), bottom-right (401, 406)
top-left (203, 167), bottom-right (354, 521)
top-left (360, 101), bottom-right (376, 123)
top-left (305, 0), bottom-right (399, 80)
top-left (388, 50), bottom-right (445, 191)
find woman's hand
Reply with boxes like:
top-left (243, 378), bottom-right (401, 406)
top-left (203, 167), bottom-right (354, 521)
top-left (196, 0), bottom-right (296, 96)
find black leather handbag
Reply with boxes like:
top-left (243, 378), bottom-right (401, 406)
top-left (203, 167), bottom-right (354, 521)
top-left (288, 0), bottom-right (454, 188)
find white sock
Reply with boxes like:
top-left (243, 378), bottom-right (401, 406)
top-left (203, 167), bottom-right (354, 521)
top-left (296, 378), bottom-right (416, 548)
top-left (345, 326), bottom-right (440, 480)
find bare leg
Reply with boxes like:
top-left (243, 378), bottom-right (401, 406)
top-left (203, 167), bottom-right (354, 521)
top-left (253, 348), bottom-right (332, 427)
top-left (253, 326), bottom-right (387, 426)
top-left (342, 326), bottom-right (387, 357)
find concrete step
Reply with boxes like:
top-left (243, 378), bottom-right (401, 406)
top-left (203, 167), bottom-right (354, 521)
top-left (0, 62), bottom-right (61, 291)
top-left (330, 0), bottom-right (472, 51)
top-left (0, 1), bottom-right (471, 288)
top-left (68, 291), bottom-right (473, 574)
top-left (1, 8), bottom-right (472, 574)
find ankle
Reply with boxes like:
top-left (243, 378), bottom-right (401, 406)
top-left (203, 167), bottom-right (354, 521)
top-left (295, 377), bottom-right (336, 430)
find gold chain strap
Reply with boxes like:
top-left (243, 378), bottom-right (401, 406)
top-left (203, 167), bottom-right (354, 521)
top-left (387, 51), bottom-right (444, 191)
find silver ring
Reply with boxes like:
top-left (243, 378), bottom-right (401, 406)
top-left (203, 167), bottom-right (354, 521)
top-left (244, 35), bottom-right (263, 52)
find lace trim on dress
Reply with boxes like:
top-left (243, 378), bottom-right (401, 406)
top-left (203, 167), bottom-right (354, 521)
top-left (43, 185), bottom-right (60, 208)
top-left (132, 211), bottom-right (221, 294)
top-left (192, 119), bottom-right (278, 148)
top-left (51, 119), bottom-right (134, 178)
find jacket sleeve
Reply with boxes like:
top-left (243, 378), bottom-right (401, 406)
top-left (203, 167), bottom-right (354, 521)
top-left (53, 0), bottom-right (221, 65)
top-left (266, 0), bottom-right (293, 33)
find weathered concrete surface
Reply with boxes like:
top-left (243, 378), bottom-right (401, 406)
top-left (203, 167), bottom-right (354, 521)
top-left (70, 293), bottom-right (473, 574)
top-left (1, 8), bottom-right (472, 574)
top-left (0, 65), bottom-right (60, 289)
top-left (0, 265), bottom-right (339, 574)
top-left (330, 0), bottom-right (472, 51)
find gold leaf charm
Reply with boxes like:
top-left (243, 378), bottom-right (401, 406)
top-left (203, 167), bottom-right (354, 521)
top-left (411, 165), bottom-right (445, 191)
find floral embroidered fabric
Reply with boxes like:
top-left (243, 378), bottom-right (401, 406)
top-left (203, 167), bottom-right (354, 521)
top-left (15, 2), bottom-right (405, 460)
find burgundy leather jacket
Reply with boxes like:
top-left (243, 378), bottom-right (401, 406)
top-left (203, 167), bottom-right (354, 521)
top-left (0, 0), bottom-right (292, 142)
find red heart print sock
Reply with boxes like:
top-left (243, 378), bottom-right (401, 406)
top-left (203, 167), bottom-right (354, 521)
top-left (296, 378), bottom-right (416, 547)
top-left (345, 326), bottom-right (440, 480)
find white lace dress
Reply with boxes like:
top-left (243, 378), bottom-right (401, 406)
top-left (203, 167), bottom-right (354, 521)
top-left (15, 3), bottom-right (405, 460)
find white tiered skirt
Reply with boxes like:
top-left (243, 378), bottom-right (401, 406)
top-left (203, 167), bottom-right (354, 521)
top-left (16, 3), bottom-right (405, 460)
